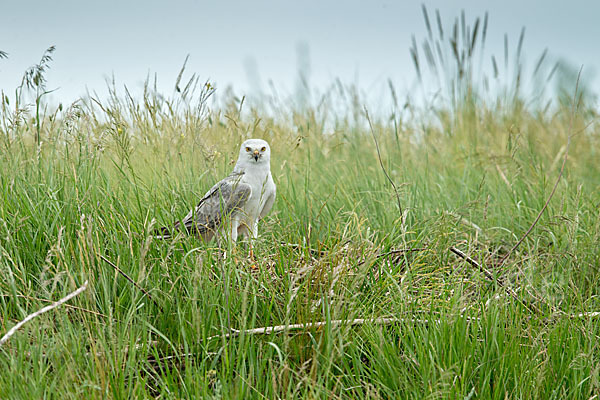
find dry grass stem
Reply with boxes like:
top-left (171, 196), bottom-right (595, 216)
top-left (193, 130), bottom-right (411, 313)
top-left (100, 255), bottom-right (163, 312)
top-left (0, 281), bottom-right (89, 347)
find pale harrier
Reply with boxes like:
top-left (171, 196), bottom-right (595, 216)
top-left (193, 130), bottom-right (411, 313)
top-left (155, 138), bottom-right (276, 243)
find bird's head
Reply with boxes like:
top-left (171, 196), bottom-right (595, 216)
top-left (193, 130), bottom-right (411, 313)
top-left (237, 139), bottom-right (271, 166)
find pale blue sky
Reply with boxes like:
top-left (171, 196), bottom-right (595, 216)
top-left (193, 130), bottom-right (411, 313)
top-left (1, 0), bottom-right (598, 106)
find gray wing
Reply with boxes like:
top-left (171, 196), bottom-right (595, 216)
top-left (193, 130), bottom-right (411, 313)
top-left (174, 172), bottom-right (251, 236)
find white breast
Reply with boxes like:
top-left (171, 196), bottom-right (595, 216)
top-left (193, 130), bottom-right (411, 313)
top-left (240, 166), bottom-right (271, 221)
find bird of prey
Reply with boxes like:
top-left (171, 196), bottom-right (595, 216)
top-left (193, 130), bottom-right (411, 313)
top-left (155, 139), bottom-right (276, 243)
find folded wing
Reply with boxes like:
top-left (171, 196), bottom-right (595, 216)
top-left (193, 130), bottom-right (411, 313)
top-left (174, 172), bottom-right (252, 236)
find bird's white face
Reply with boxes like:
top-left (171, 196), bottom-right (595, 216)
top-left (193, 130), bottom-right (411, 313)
top-left (238, 139), bottom-right (271, 165)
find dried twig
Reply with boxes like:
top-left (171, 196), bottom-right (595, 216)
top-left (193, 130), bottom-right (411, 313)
top-left (209, 317), bottom-right (401, 340)
top-left (449, 246), bottom-right (542, 314)
top-left (0, 281), bottom-right (89, 347)
top-left (450, 246), bottom-right (495, 281)
top-left (572, 311), bottom-right (600, 318)
top-left (0, 294), bottom-right (106, 318)
top-left (364, 107), bottom-right (404, 223)
top-left (99, 255), bottom-right (163, 312)
top-left (208, 315), bottom-right (481, 340)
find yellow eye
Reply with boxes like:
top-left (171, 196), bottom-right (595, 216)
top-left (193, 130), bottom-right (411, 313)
top-left (261, 147), bottom-right (266, 152)
top-left (245, 147), bottom-right (251, 152)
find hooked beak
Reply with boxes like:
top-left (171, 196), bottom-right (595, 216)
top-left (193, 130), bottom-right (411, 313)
top-left (253, 150), bottom-right (259, 161)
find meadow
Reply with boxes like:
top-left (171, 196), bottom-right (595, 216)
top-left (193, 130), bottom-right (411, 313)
top-left (1, 11), bottom-right (600, 399)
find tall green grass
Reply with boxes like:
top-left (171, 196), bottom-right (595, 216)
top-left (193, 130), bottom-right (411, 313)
top-left (1, 9), bottom-right (599, 399)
